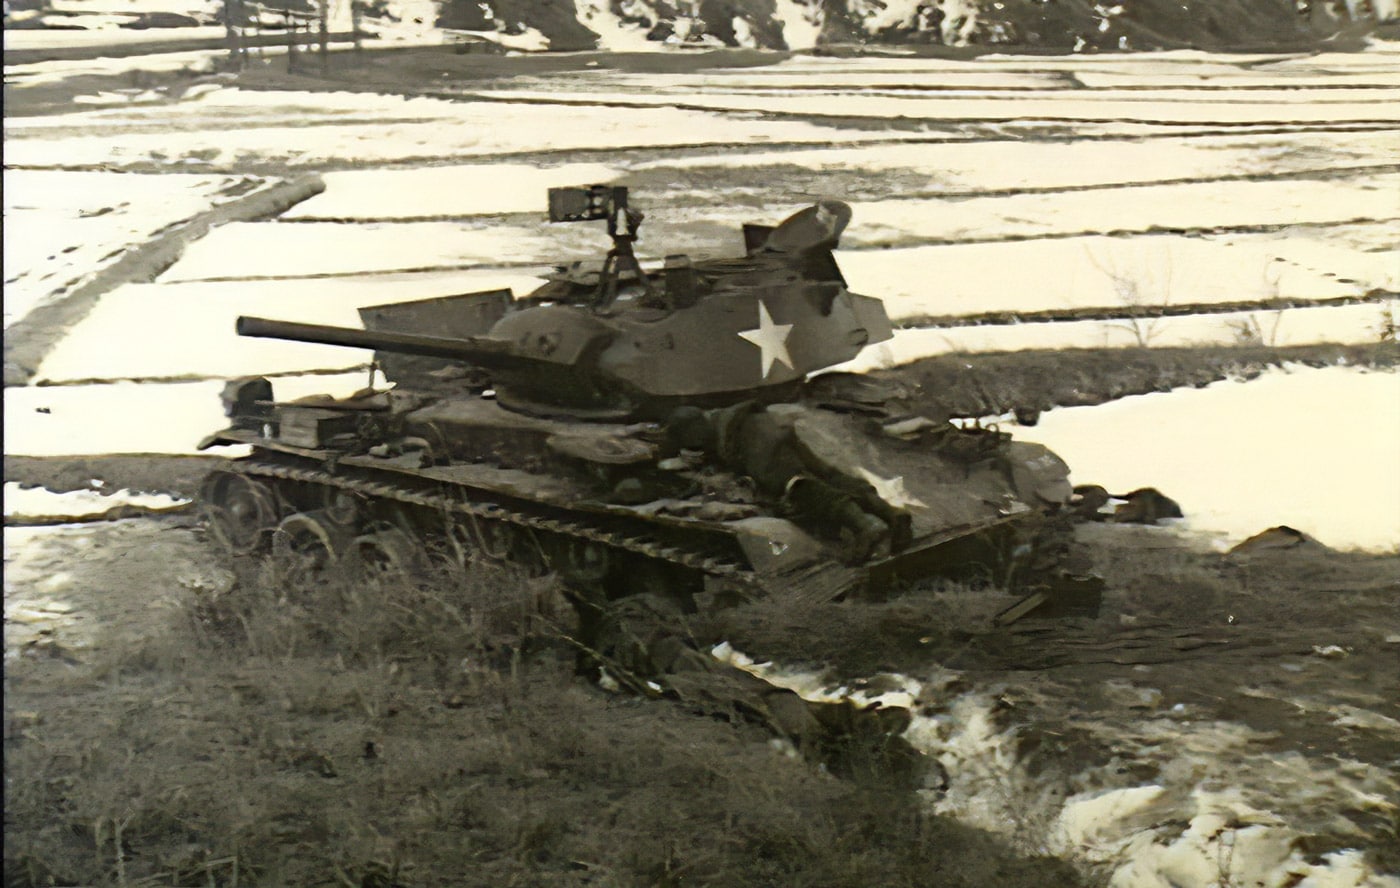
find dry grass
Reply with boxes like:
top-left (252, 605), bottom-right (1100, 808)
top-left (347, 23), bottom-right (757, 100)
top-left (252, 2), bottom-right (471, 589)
top-left (4, 552), bottom-right (1082, 888)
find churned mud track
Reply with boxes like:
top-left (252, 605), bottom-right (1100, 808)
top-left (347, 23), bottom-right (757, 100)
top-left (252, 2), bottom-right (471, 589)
top-left (2, 174), bottom-right (326, 387)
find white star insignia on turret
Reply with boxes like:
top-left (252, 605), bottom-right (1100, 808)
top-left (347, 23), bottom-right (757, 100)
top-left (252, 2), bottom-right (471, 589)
top-left (858, 468), bottom-right (927, 510)
top-left (738, 300), bottom-right (794, 379)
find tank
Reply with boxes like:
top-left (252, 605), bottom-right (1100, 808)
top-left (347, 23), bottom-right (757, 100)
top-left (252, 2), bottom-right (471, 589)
top-left (198, 187), bottom-right (1098, 658)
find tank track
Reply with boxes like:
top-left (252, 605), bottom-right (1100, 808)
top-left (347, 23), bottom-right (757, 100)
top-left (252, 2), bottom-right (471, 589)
top-left (226, 457), bottom-right (761, 590)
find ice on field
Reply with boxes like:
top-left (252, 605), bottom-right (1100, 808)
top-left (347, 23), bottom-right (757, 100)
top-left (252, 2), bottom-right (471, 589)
top-left (4, 374), bottom-right (377, 457)
top-left (844, 174), bottom-right (1400, 247)
top-left (2, 169), bottom-right (271, 329)
top-left (157, 220), bottom-right (564, 281)
top-left (840, 234), bottom-right (1399, 320)
top-left (35, 271), bottom-right (550, 382)
top-left (644, 129), bottom-right (1400, 191)
top-left (467, 86), bottom-right (1400, 125)
top-left (284, 162), bottom-right (624, 219)
top-left (1011, 366), bottom-right (1400, 552)
top-left (3, 483), bottom-right (190, 521)
top-left (2, 89), bottom-right (934, 169)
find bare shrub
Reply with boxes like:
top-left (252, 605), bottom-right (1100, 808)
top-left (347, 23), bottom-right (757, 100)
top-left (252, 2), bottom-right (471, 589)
top-left (1226, 310), bottom-right (1285, 347)
top-left (1086, 245), bottom-right (1175, 348)
top-left (1377, 303), bottom-right (1397, 344)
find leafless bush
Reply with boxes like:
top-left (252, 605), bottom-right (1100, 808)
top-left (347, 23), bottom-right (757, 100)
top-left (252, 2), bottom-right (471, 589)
top-left (1377, 304), bottom-right (1397, 344)
top-left (1226, 310), bottom-right (1285, 347)
top-left (1086, 245), bottom-right (1175, 348)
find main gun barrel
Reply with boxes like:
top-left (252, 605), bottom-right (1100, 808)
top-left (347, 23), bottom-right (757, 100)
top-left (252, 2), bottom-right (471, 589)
top-left (236, 316), bottom-right (517, 366)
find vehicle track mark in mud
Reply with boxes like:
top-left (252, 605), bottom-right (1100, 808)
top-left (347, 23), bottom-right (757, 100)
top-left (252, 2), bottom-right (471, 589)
top-left (2, 174), bottom-right (326, 387)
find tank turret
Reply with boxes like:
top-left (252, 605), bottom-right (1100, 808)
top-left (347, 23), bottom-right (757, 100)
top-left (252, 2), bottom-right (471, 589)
top-left (235, 188), bottom-right (893, 420)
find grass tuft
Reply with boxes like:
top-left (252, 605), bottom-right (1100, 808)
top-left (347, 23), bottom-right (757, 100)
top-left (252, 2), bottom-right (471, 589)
top-left (5, 550), bottom-right (1080, 887)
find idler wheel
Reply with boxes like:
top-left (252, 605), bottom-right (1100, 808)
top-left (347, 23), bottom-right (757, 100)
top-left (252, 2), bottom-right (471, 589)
top-left (272, 510), bottom-right (352, 588)
top-left (201, 472), bottom-right (280, 555)
top-left (346, 526), bottom-right (427, 583)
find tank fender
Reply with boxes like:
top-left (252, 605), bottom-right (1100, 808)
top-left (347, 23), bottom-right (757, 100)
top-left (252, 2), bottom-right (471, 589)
top-left (1002, 441), bottom-right (1073, 505)
top-left (727, 516), bottom-right (825, 574)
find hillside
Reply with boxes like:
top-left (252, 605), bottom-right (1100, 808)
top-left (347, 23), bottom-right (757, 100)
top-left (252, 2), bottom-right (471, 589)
top-left (5, 0), bottom-right (1397, 52)
top-left (427, 0), bottom-right (1398, 51)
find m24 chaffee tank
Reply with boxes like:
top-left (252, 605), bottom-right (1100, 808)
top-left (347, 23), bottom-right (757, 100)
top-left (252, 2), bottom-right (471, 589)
top-left (200, 187), bottom-right (1095, 637)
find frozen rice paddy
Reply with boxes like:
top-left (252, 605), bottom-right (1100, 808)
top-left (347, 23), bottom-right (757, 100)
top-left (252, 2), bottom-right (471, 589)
top-left (6, 46), bottom-right (1397, 536)
top-left (1013, 365), bottom-right (1400, 553)
top-left (2, 169), bottom-right (273, 328)
top-left (5, 41), bottom-right (1398, 882)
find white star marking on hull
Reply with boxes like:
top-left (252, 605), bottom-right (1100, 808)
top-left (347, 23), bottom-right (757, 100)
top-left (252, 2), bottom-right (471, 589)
top-left (738, 300), bottom-right (794, 379)
top-left (857, 467), bottom-right (927, 510)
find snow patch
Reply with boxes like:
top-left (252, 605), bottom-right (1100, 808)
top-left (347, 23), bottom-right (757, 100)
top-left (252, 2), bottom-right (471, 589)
top-left (1010, 366), bottom-right (1400, 553)
top-left (4, 374), bottom-right (375, 457)
top-left (716, 654), bottom-right (1399, 887)
top-left (34, 271), bottom-right (550, 383)
top-left (572, 0), bottom-right (657, 51)
top-left (837, 235), bottom-right (1399, 322)
top-left (4, 483), bottom-right (190, 522)
top-left (284, 162), bottom-right (623, 219)
top-left (2, 169), bottom-right (270, 329)
top-left (731, 16), bottom-right (756, 48)
top-left (771, 0), bottom-right (823, 48)
top-left (364, 0), bottom-right (443, 41)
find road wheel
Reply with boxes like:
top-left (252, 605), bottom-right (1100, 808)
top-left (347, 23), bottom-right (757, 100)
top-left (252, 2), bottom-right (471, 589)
top-left (272, 510), bottom-right (350, 590)
top-left (346, 526), bottom-right (427, 584)
top-left (201, 472), bottom-right (280, 555)
top-left (320, 485), bottom-right (362, 526)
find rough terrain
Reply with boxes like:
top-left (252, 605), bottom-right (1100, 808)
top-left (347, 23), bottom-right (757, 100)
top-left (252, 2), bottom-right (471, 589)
top-left (5, 35), bottom-right (1399, 887)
